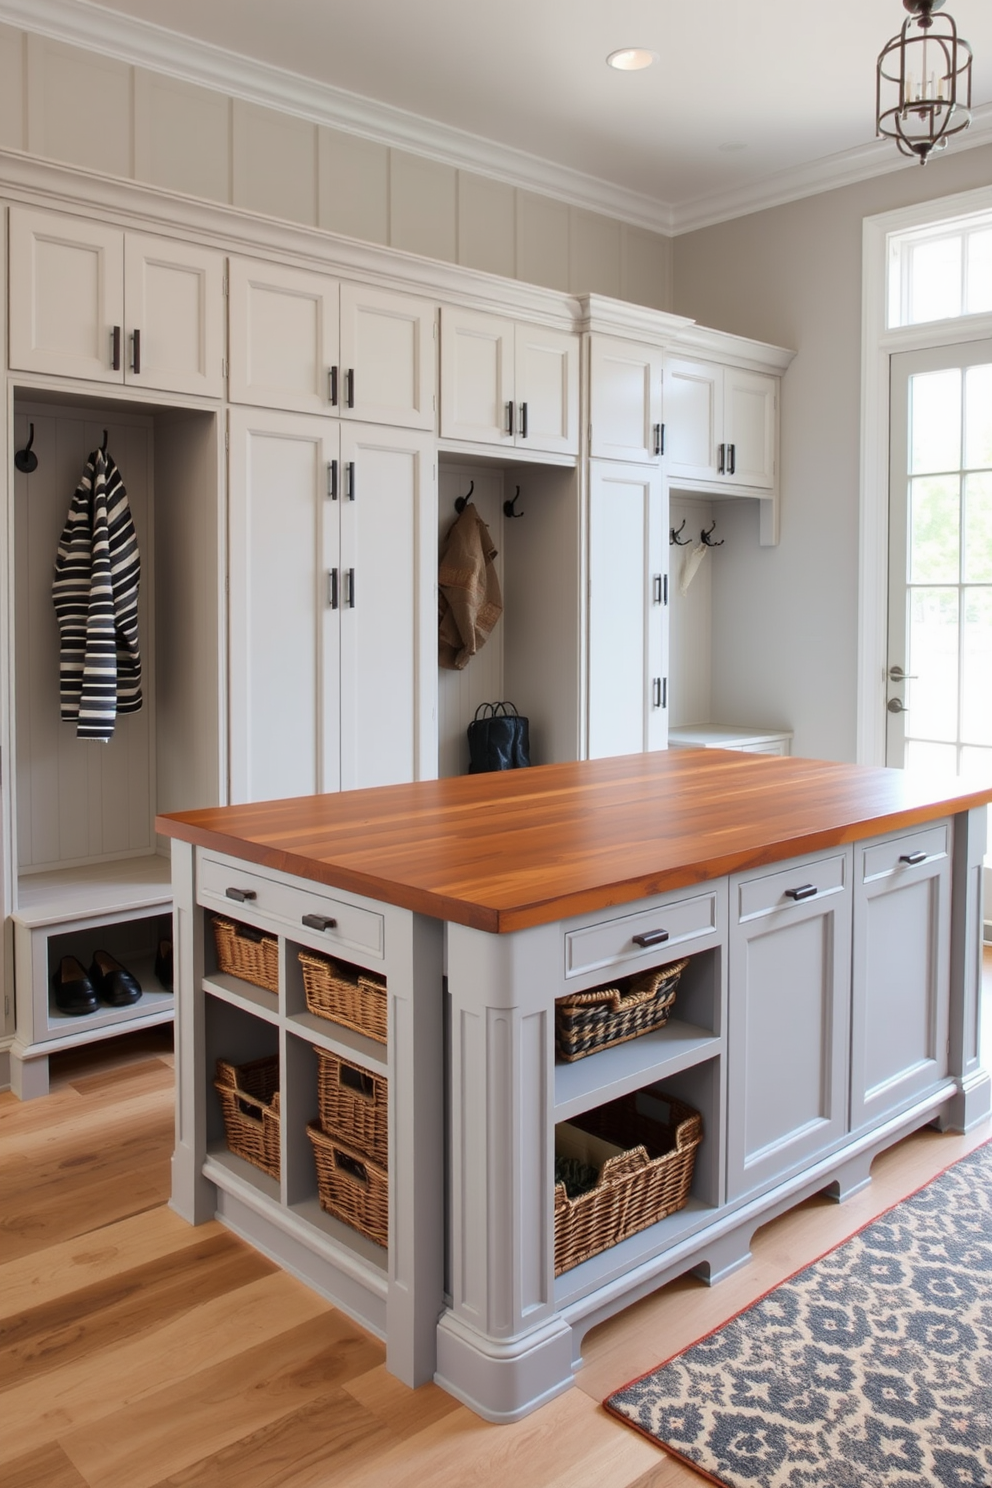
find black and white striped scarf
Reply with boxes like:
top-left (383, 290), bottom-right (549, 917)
top-left (52, 448), bottom-right (142, 742)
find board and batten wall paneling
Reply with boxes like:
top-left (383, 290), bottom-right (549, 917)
top-left (26, 34), bottom-right (132, 179)
top-left (390, 150), bottom-right (458, 263)
top-left (570, 208), bottom-right (622, 300)
top-left (318, 127), bottom-right (388, 245)
top-left (233, 100), bottom-right (318, 227)
top-left (134, 69), bottom-right (231, 205)
top-left (0, 23), bottom-right (25, 151)
top-left (457, 172), bottom-right (516, 280)
top-left (668, 494), bottom-right (715, 729)
top-left (516, 191), bottom-right (570, 292)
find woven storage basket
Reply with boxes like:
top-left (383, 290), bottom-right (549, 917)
top-left (555, 958), bottom-right (689, 1063)
top-left (298, 950), bottom-right (387, 1044)
top-left (316, 1049), bottom-right (388, 1168)
top-left (307, 1122), bottom-right (388, 1247)
top-left (554, 1090), bottom-right (701, 1275)
top-left (212, 916), bottom-right (279, 995)
top-left (214, 1056), bottom-right (280, 1179)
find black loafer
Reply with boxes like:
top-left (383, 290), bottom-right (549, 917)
top-left (88, 949), bottom-right (143, 1007)
top-left (52, 955), bottom-right (99, 1016)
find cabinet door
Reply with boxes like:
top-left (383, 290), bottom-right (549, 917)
top-left (338, 423), bottom-right (437, 790)
top-left (228, 409), bottom-right (340, 803)
top-left (124, 235), bottom-right (225, 397)
top-left (724, 368), bottom-right (777, 490)
top-left (850, 826), bottom-right (950, 1131)
top-left (339, 284), bottom-right (436, 431)
top-left (662, 357), bottom-right (722, 481)
top-left (727, 851), bottom-right (852, 1201)
top-left (439, 308), bottom-right (515, 447)
top-left (228, 259), bottom-right (339, 414)
top-left (9, 207), bottom-right (124, 383)
top-left (587, 462), bottom-right (666, 759)
top-left (589, 336), bottom-right (663, 463)
top-left (514, 324), bottom-right (579, 456)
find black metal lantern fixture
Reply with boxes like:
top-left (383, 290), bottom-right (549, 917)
top-left (877, 0), bottom-right (973, 163)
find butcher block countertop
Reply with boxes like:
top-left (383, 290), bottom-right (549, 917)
top-left (157, 751), bottom-right (992, 934)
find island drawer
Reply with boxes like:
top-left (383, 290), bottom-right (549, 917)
top-left (198, 853), bottom-right (384, 958)
top-left (564, 887), bottom-right (721, 980)
top-left (736, 851), bottom-right (848, 922)
top-left (860, 822), bottom-right (948, 883)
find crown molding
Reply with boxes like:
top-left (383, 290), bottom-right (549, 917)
top-left (670, 104), bottom-right (992, 235)
top-left (0, 0), bottom-right (677, 236)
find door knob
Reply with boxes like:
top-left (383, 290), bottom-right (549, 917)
top-left (887, 697), bottom-right (908, 714)
top-left (888, 665), bottom-right (917, 681)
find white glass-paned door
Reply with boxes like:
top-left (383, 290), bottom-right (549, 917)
top-left (888, 342), bottom-right (992, 778)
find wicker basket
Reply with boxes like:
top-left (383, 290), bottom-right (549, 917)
top-left (298, 950), bottom-right (387, 1044)
top-left (555, 958), bottom-right (689, 1063)
top-left (307, 1122), bottom-right (388, 1247)
top-left (316, 1049), bottom-right (388, 1168)
top-left (212, 917), bottom-right (279, 995)
top-left (554, 1090), bottom-right (701, 1275)
top-left (214, 1056), bottom-right (280, 1179)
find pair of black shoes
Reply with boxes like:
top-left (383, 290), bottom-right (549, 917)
top-left (52, 952), bottom-right (143, 1016)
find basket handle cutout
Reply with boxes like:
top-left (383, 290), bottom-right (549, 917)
top-left (236, 1096), bottom-right (264, 1122)
top-left (339, 1064), bottom-right (376, 1100)
top-left (234, 923), bottom-right (266, 943)
top-left (334, 1149), bottom-right (369, 1185)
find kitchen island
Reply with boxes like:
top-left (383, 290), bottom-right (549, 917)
top-left (159, 749), bottom-right (992, 1421)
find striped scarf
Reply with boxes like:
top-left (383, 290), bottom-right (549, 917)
top-left (52, 448), bottom-right (142, 742)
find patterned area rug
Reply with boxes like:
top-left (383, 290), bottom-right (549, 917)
top-left (604, 1140), bottom-right (992, 1488)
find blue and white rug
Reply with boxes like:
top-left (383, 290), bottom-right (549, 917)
top-left (605, 1140), bottom-right (992, 1488)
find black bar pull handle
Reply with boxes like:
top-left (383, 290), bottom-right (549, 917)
top-left (519, 402), bottom-right (528, 438)
top-left (328, 569), bottom-right (338, 609)
top-left (652, 677), bottom-right (662, 708)
top-left (346, 368), bottom-right (354, 408)
top-left (506, 401), bottom-right (514, 437)
top-left (346, 461), bottom-right (355, 501)
top-left (302, 912), bottom-right (338, 932)
top-left (728, 442), bottom-right (736, 475)
top-left (653, 422), bottom-right (664, 456)
top-left (111, 325), bottom-right (121, 371)
top-left (785, 884), bottom-right (818, 901)
top-left (226, 886), bottom-right (257, 903)
top-left (131, 328), bottom-right (141, 375)
top-left (347, 568), bottom-right (356, 608)
top-left (899, 850), bottom-right (928, 866)
top-left (632, 928), bottom-right (670, 948)
top-left (328, 460), bottom-right (338, 500)
top-left (653, 574), bottom-right (663, 604)
top-left (717, 442), bottom-right (726, 474)
top-left (329, 366), bottom-right (338, 406)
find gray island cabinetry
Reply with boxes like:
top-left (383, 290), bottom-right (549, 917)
top-left (160, 750), bottom-right (991, 1422)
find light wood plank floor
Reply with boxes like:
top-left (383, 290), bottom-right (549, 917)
top-left (2, 951), bottom-right (990, 1488)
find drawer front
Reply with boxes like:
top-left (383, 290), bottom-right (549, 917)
top-left (198, 854), bottom-right (384, 959)
top-left (861, 822), bottom-right (948, 883)
top-left (737, 853), bottom-right (847, 922)
top-left (564, 888), bottom-right (720, 979)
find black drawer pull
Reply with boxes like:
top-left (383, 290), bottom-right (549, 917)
top-left (302, 912), bottom-right (337, 932)
top-left (226, 886), bottom-right (257, 903)
top-left (899, 851), bottom-right (928, 866)
top-left (785, 884), bottom-right (818, 901)
top-left (632, 928), bottom-right (670, 948)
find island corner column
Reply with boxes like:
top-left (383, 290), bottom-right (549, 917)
top-left (435, 916), bottom-right (575, 1422)
top-left (940, 805), bottom-right (991, 1131)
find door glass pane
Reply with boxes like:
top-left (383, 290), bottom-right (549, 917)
top-left (905, 740), bottom-right (958, 775)
top-left (908, 239), bottom-right (963, 324)
top-left (909, 475), bottom-right (960, 583)
top-left (964, 473), bottom-right (992, 582)
top-left (962, 588), bottom-right (992, 745)
top-left (910, 369), bottom-right (961, 473)
top-left (961, 745), bottom-right (992, 777)
top-left (966, 231), bottom-right (992, 315)
top-left (964, 364), bottom-right (992, 469)
top-left (908, 587), bottom-right (959, 742)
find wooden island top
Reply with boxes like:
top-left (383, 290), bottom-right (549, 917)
top-left (157, 750), bottom-right (992, 934)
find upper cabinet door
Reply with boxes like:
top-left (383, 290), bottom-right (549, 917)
top-left (439, 308), bottom-right (515, 447)
top-left (723, 368), bottom-right (777, 490)
top-left (9, 207), bottom-right (124, 384)
top-left (339, 284), bottom-right (436, 431)
top-left (514, 325), bottom-right (579, 457)
top-left (124, 235), bottom-right (225, 398)
top-left (589, 336), bottom-right (663, 464)
top-left (663, 357), bottom-right (722, 481)
top-left (229, 259), bottom-right (339, 414)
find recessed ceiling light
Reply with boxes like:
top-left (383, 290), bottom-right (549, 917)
top-left (606, 48), bottom-right (657, 71)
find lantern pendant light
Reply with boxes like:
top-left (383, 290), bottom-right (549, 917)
top-left (876, 0), bottom-right (973, 163)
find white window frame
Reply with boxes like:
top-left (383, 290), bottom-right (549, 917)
top-left (858, 183), bottom-right (992, 765)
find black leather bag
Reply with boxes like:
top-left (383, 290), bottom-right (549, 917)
top-left (467, 701), bottom-right (531, 773)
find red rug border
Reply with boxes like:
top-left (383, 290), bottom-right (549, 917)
top-left (601, 1130), bottom-right (992, 1435)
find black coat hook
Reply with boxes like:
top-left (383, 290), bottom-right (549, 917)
top-left (670, 518), bottom-right (690, 546)
top-left (14, 423), bottom-right (38, 474)
top-left (100, 429), bottom-right (109, 455)
top-left (454, 480), bottom-right (474, 514)
top-left (701, 521), bottom-right (724, 547)
top-left (503, 486), bottom-right (524, 519)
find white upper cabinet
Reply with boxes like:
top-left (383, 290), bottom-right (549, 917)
top-left (229, 258), bottom-right (436, 429)
top-left (9, 207), bottom-right (225, 396)
top-left (588, 335), bottom-right (664, 464)
top-left (440, 307), bottom-right (578, 456)
top-left (664, 356), bottom-right (777, 492)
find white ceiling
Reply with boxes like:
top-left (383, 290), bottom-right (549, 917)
top-left (11, 0), bottom-right (992, 232)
